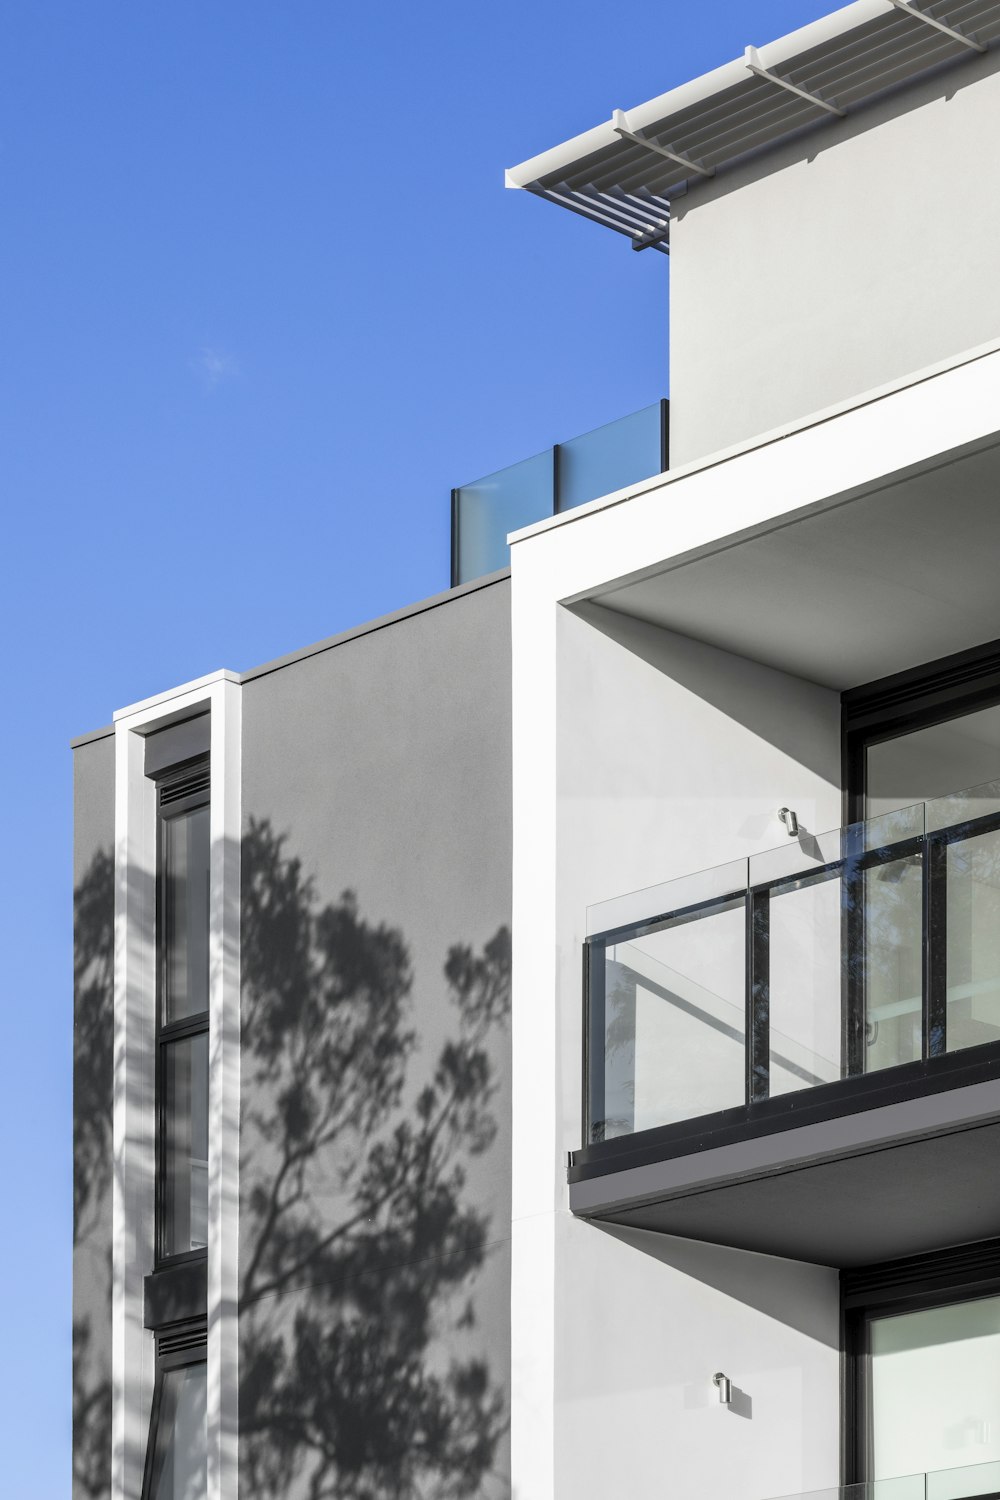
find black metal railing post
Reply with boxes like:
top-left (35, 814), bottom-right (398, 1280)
top-left (924, 835), bottom-right (948, 1058)
top-left (747, 888), bottom-right (770, 1103)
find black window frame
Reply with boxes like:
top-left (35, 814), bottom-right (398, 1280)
top-left (842, 1240), bottom-right (1000, 1490)
top-left (842, 638), bottom-right (1000, 825)
top-left (154, 755), bottom-right (211, 1270)
top-left (140, 1318), bottom-right (208, 1500)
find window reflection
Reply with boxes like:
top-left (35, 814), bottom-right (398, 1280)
top-left (146, 1362), bottom-right (207, 1500)
top-left (162, 1034), bottom-right (209, 1255)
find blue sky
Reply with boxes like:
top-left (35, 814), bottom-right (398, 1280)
top-left (0, 1), bottom-right (833, 1491)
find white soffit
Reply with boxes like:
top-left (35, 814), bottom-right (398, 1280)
top-left (591, 438), bottom-right (1000, 688)
top-left (506, 0), bottom-right (1000, 252)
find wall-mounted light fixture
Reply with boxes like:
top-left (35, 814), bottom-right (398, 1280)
top-left (713, 1372), bottom-right (732, 1406)
top-left (777, 807), bottom-right (799, 838)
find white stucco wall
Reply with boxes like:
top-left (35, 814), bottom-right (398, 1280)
top-left (668, 47), bottom-right (1000, 466)
top-left (545, 604), bottom-right (842, 1500)
top-left (509, 352), bottom-right (1000, 1500)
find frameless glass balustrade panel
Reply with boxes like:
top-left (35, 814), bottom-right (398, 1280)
top-left (163, 804), bottom-right (210, 1025)
top-left (556, 402), bottom-right (663, 512)
top-left (766, 1469), bottom-right (1000, 1500)
top-left (767, 1479), bottom-right (926, 1500)
top-left (592, 899), bottom-right (746, 1140)
top-left (945, 827), bottom-right (1000, 1054)
top-left (871, 1297), bottom-right (1000, 1487)
top-left (867, 705), bottom-right (1000, 819)
top-left (926, 1459), bottom-right (1000, 1500)
top-left (768, 871), bottom-right (842, 1098)
top-left (147, 1362), bottom-right (208, 1500)
top-left (162, 1032), bottom-right (209, 1256)
top-left (454, 449), bottom-right (554, 582)
top-left (862, 852), bottom-right (923, 1074)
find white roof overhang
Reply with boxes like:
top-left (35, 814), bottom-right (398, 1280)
top-left (505, 0), bottom-right (1000, 252)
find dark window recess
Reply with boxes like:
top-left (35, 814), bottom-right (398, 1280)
top-left (141, 1320), bottom-right (207, 1500)
top-left (843, 638), bottom-right (1000, 824)
top-left (155, 757), bottom-right (210, 1265)
top-left (843, 1241), bottom-right (1000, 1491)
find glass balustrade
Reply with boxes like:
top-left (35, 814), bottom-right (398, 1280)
top-left (766, 1457), bottom-right (1000, 1500)
top-left (451, 400), bottom-right (667, 583)
top-left (585, 781), bottom-right (1000, 1145)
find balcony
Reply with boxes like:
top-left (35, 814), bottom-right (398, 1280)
top-left (450, 399), bottom-right (668, 585)
top-left (769, 1461), bottom-right (1000, 1500)
top-left (571, 782), bottom-right (1000, 1264)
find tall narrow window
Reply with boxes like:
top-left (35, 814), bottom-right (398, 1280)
top-left (141, 1324), bottom-right (208, 1500)
top-left (156, 759), bottom-right (210, 1262)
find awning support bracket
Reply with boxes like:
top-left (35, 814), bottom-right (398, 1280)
top-left (884, 0), bottom-right (986, 53)
top-left (611, 109), bottom-right (715, 179)
top-left (744, 45), bottom-right (846, 116)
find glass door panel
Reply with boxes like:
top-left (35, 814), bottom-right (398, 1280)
top-left (870, 1297), bottom-right (1000, 1484)
top-left (947, 829), bottom-right (1000, 1054)
top-left (863, 854), bottom-right (923, 1074)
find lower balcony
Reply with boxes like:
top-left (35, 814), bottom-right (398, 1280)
top-left (570, 782), bottom-right (1000, 1264)
top-left (769, 1460), bottom-right (1000, 1500)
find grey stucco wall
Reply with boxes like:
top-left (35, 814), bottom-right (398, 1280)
top-left (669, 47), bottom-right (1000, 466)
top-left (72, 732), bottom-right (116, 1500)
top-left (238, 576), bottom-right (512, 1498)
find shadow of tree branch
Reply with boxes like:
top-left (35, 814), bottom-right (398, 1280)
top-left (239, 818), bottom-right (511, 1499)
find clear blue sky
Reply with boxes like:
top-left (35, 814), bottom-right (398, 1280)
top-left (0, 1), bottom-right (833, 1492)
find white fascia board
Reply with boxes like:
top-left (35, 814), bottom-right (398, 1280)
top-left (505, 0), bottom-right (886, 188)
top-left (113, 668), bottom-right (241, 723)
top-left (507, 333), bottom-right (1000, 600)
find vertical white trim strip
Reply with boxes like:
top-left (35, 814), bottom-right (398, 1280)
top-left (112, 728), bottom-right (157, 1500)
top-left (208, 680), bottom-right (241, 1500)
top-left (111, 671), bottom-right (241, 1500)
top-left (510, 566), bottom-right (559, 1500)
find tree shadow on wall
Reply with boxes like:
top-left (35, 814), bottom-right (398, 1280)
top-left (239, 818), bottom-right (511, 1500)
top-left (73, 847), bottom-right (115, 1500)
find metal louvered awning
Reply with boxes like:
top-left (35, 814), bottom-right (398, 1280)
top-left (505, 0), bottom-right (1000, 252)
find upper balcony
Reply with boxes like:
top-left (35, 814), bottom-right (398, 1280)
top-left (450, 400), bottom-right (667, 585)
top-left (571, 780), bottom-right (1000, 1266)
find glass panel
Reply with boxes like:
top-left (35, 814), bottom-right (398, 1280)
top-left (769, 872), bottom-right (842, 1097)
top-left (592, 900), bottom-right (746, 1141)
top-left (767, 1479), bottom-right (926, 1500)
top-left (862, 853), bottom-right (923, 1074)
top-left (947, 828), bottom-right (1000, 1053)
top-left (162, 1033), bottom-right (209, 1256)
top-left (871, 1297), bottom-right (1000, 1484)
top-left (587, 857), bottom-right (747, 939)
top-left (163, 804), bottom-right (210, 1024)
top-left (146, 1362), bottom-right (207, 1500)
top-left (556, 402), bottom-right (663, 512)
top-left (453, 449), bottom-right (554, 583)
top-left (867, 705), bottom-right (1000, 819)
top-left (926, 1459), bottom-right (1000, 1500)
top-left (928, 779), bottom-right (1000, 835)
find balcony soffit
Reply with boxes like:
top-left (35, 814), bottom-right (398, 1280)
top-left (583, 435), bottom-right (1000, 691)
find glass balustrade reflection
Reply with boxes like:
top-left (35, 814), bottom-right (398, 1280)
top-left (766, 1458), bottom-right (1000, 1500)
top-left (585, 784), bottom-right (1000, 1144)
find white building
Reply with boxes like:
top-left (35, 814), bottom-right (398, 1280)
top-left (73, 4), bottom-right (1000, 1499)
top-left (507, 3), bottom-right (1000, 1497)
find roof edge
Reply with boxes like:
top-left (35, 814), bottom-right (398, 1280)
top-left (506, 1), bottom-right (897, 188)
